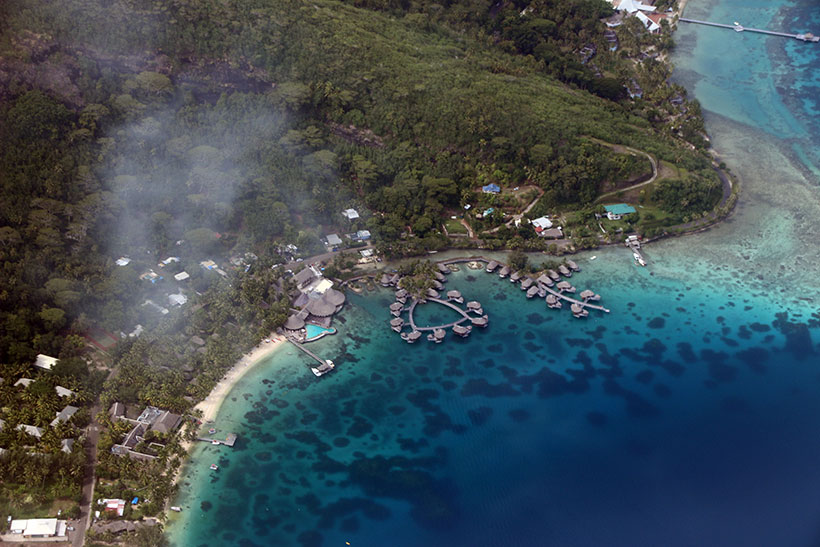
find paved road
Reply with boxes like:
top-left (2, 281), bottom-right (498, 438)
top-left (74, 404), bottom-right (102, 547)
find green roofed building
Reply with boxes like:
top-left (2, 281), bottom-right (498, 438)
top-left (604, 204), bottom-right (637, 215)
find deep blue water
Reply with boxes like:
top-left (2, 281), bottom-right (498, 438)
top-left (168, 1), bottom-right (820, 545)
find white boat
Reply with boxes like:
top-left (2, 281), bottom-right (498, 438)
top-left (211, 440), bottom-right (220, 445)
top-left (170, 506), bottom-right (182, 512)
top-left (589, 256), bottom-right (597, 261)
top-left (633, 252), bottom-right (647, 267)
top-left (210, 464), bottom-right (219, 470)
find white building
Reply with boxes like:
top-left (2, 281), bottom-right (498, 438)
top-left (55, 386), bottom-right (76, 398)
top-left (9, 518), bottom-right (66, 538)
top-left (342, 208), bottom-right (360, 220)
top-left (168, 293), bottom-right (188, 306)
top-left (609, 0), bottom-right (656, 14)
top-left (34, 354), bottom-right (58, 371)
top-left (174, 271), bottom-right (190, 281)
top-left (531, 216), bottom-right (553, 232)
top-left (326, 233), bottom-right (343, 247)
top-left (115, 257), bottom-right (131, 266)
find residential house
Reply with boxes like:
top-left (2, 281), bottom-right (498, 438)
top-left (482, 183), bottom-right (501, 194)
top-left (50, 405), bottom-right (79, 427)
top-left (34, 354), bottom-right (58, 371)
top-left (342, 208), bottom-right (360, 220)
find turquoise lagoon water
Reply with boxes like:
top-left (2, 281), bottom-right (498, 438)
top-left (168, 1), bottom-right (820, 545)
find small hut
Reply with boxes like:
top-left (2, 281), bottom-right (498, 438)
top-left (520, 278), bottom-right (534, 290)
top-left (558, 264), bottom-right (572, 277)
top-left (401, 330), bottom-right (422, 343)
top-left (390, 317), bottom-right (404, 332)
top-left (526, 286), bottom-right (540, 299)
top-left (427, 328), bottom-right (446, 343)
top-left (434, 271), bottom-right (447, 282)
top-left (471, 315), bottom-right (489, 328)
top-left (537, 274), bottom-right (554, 287)
top-left (546, 295), bottom-right (562, 309)
top-left (548, 270), bottom-right (561, 281)
top-left (437, 263), bottom-right (450, 274)
top-left (510, 271), bottom-right (522, 283)
top-left (466, 301), bottom-right (483, 314)
top-left (498, 265), bottom-right (511, 278)
top-left (389, 302), bottom-right (404, 316)
top-left (380, 273), bottom-right (392, 287)
top-left (446, 290), bottom-right (464, 303)
top-left (486, 261), bottom-right (499, 273)
top-left (571, 303), bottom-right (589, 318)
top-left (453, 324), bottom-right (472, 337)
top-left (432, 280), bottom-right (445, 290)
top-left (426, 288), bottom-right (440, 299)
top-left (395, 288), bottom-right (408, 303)
top-left (284, 314), bottom-right (305, 332)
top-left (556, 281), bottom-right (575, 293)
top-left (567, 260), bottom-right (580, 272)
top-left (580, 290), bottom-right (600, 301)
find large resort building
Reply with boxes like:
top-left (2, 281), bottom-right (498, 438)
top-left (284, 265), bottom-right (346, 341)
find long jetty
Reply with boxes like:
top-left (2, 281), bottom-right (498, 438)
top-left (287, 338), bottom-right (328, 367)
top-left (407, 298), bottom-right (473, 332)
top-left (543, 285), bottom-right (610, 313)
top-left (679, 18), bottom-right (820, 42)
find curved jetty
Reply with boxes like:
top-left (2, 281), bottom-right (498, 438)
top-left (486, 260), bottom-right (499, 273)
top-left (498, 265), bottom-right (511, 278)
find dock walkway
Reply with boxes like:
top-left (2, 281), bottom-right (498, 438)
top-left (542, 285), bottom-right (610, 313)
top-left (287, 338), bottom-right (327, 367)
top-left (196, 433), bottom-right (237, 447)
top-left (407, 298), bottom-right (473, 332)
top-left (679, 18), bottom-right (820, 42)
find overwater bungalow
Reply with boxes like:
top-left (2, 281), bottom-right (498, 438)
top-left (546, 295), bottom-right (562, 309)
top-left (486, 260), bottom-right (499, 273)
top-left (395, 288), bottom-right (408, 301)
top-left (579, 289), bottom-right (601, 301)
top-left (466, 301), bottom-right (483, 314)
top-left (571, 303), bottom-right (589, 318)
top-left (446, 290), bottom-right (464, 303)
top-left (510, 271), bottom-right (523, 283)
top-left (548, 270), bottom-right (561, 282)
top-left (537, 274), bottom-right (554, 287)
top-left (401, 330), bottom-right (422, 343)
top-left (567, 260), bottom-right (580, 272)
top-left (526, 285), bottom-right (540, 299)
top-left (432, 280), bottom-right (445, 290)
top-left (389, 302), bottom-right (404, 316)
top-left (427, 328), bottom-right (446, 343)
top-left (435, 271), bottom-right (447, 282)
top-left (558, 264), bottom-right (572, 277)
top-left (556, 281), bottom-right (576, 293)
top-left (426, 288), bottom-right (440, 298)
top-left (520, 278), bottom-right (534, 290)
top-left (453, 324), bottom-right (472, 337)
top-left (471, 315), bottom-right (489, 328)
top-left (537, 286), bottom-right (547, 298)
top-left (498, 265), bottom-right (511, 278)
top-left (390, 317), bottom-right (404, 332)
top-left (380, 273), bottom-right (392, 287)
top-left (437, 263), bottom-right (450, 274)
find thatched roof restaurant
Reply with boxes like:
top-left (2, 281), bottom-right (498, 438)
top-left (324, 288), bottom-right (346, 310)
top-left (284, 315), bottom-right (305, 331)
top-left (486, 260), bottom-right (499, 272)
top-left (558, 264), bottom-right (572, 277)
top-left (307, 298), bottom-right (336, 317)
top-left (453, 324), bottom-right (472, 337)
top-left (567, 260), bottom-right (580, 271)
top-left (520, 278), bottom-right (534, 290)
top-left (546, 295), bottom-right (562, 309)
top-left (526, 286), bottom-right (540, 298)
top-left (499, 265), bottom-right (511, 278)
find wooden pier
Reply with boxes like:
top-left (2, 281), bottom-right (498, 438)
top-left (542, 285), bottom-right (610, 314)
top-left (197, 433), bottom-right (237, 447)
top-left (679, 18), bottom-right (820, 42)
top-left (287, 338), bottom-right (335, 376)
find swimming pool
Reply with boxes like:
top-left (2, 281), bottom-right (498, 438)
top-left (305, 324), bottom-right (336, 341)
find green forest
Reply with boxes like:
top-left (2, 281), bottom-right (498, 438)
top-left (0, 0), bottom-right (722, 527)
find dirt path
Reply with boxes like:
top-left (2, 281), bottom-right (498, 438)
top-left (596, 146), bottom-right (659, 202)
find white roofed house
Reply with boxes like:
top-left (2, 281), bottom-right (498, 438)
top-left (342, 208), bottom-right (360, 220)
top-left (325, 233), bottom-right (343, 248)
top-left (17, 424), bottom-right (44, 439)
top-left (636, 11), bottom-right (661, 33)
top-left (168, 293), bottom-right (188, 306)
top-left (51, 405), bottom-right (80, 427)
top-left (34, 354), bottom-right (58, 371)
top-left (55, 386), bottom-right (76, 398)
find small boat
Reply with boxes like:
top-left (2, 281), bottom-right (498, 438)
top-left (208, 428), bottom-right (216, 435)
top-left (633, 252), bottom-right (647, 267)
top-left (210, 464), bottom-right (219, 470)
top-left (211, 440), bottom-right (220, 445)
top-left (170, 506), bottom-right (182, 512)
top-left (589, 256), bottom-right (597, 261)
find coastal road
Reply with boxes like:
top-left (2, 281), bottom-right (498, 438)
top-left (595, 146), bottom-right (658, 201)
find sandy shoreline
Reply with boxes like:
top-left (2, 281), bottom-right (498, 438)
top-left (171, 335), bottom-right (288, 490)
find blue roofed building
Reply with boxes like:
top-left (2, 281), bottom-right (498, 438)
top-left (482, 183), bottom-right (500, 194)
top-left (604, 203), bottom-right (637, 220)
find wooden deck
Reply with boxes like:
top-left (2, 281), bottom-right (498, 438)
top-left (407, 298), bottom-right (473, 332)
